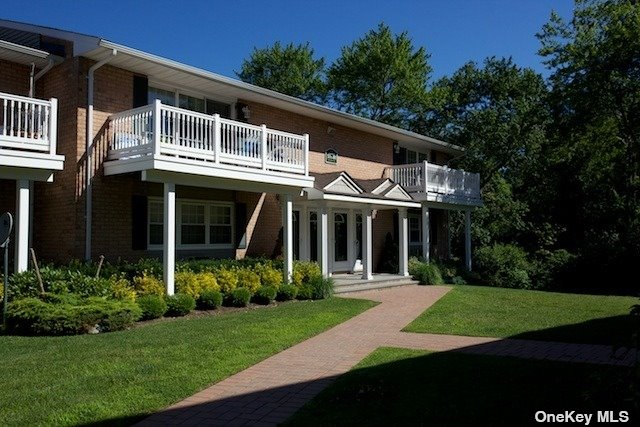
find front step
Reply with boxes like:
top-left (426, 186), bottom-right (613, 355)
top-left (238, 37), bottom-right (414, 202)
top-left (333, 278), bottom-right (419, 294)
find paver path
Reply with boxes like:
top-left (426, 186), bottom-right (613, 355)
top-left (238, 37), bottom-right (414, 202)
top-left (138, 285), bottom-right (636, 426)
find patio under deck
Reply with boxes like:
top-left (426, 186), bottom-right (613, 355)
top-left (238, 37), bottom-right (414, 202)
top-left (332, 273), bottom-right (418, 294)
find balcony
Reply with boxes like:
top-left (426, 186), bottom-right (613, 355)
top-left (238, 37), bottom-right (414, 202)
top-left (385, 161), bottom-right (482, 206)
top-left (0, 92), bottom-right (63, 181)
top-left (104, 100), bottom-right (313, 189)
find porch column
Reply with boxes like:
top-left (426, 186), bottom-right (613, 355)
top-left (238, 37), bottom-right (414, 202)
top-left (281, 194), bottom-right (293, 284)
top-left (163, 182), bottom-right (176, 295)
top-left (398, 208), bottom-right (409, 276)
top-left (14, 180), bottom-right (30, 272)
top-left (421, 204), bottom-right (430, 262)
top-left (464, 209), bottom-right (472, 271)
top-left (318, 207), bottom-right (329, 278)
top-left (362, 206), bottom-right (373, 280)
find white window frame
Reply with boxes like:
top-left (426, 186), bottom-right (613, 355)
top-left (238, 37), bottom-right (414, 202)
top-left (408, 212), bottom-right (422, 245)
top-left (147, 81), bottom-right (237, 120)
top-left (147, 197), bottom-right (235, 250)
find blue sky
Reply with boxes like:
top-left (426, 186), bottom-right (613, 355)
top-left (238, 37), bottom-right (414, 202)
top-left (2, 0), bottom-right (574, 81)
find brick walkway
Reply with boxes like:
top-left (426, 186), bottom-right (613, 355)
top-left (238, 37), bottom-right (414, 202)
top-left (138, 285), bottom-right (637, 426)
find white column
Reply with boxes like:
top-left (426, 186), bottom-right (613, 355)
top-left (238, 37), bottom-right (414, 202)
top-left (398, 208), bottom-right (409, 276)
top-left (465, 209), bottom-right (472, 271)
top-left (15, 180), bottom-right (30, 272)
top-left (421, 204), bottom-right (430, 262)
top-left (362, 206), bottom-right (373, 280)
top-left (163, 183), bottom-right (176, 295)
top-left (282, 194), bottom-right (293, 284)
top-left (318, 207), bottom-right (329, 278)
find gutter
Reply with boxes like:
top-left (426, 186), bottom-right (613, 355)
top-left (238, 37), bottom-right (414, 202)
top-left (85, 49), bottom-right (117, 261)
top-left (29, 58), bottom-right (56, 98)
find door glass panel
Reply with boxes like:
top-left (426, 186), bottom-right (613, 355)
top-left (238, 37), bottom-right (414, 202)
top-left (293, 211), bottom-right (300, 260)
top-left (356, 214), bottom-right (362, 260)
top-left (334, 213), bottom-right (348, 262)
top-left (309, 212), bottom-right (318, 262)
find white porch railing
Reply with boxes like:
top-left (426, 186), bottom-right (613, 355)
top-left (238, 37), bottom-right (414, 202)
top-left (108, 100), bottom-right (309, 176)
top-left (385, 161), bottom-right (481, 202)
top-left (0, 92), bottom-right (58, 155)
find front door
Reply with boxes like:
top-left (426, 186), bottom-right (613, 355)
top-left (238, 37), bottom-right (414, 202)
top-left (333, 212), bottom-right (350, 272)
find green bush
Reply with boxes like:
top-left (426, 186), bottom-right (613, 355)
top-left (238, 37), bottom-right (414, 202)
top-left (475, 244), bottom-right (532, 289)
top-left (276, 284), bottom-right (299, 301)
top-left (237, 269), bottom-right (261, 294)
top-left (296, 285), bottom-right (313, 300)
top-left (451, 275), bottom-right (467, 285)
top-left (414, 263), bottom-right (444, 285)
top-left (109, 276), bottom-right (137, 302)
top-left (133, 273), bottom-right (165, 297)
top-left (216, 268), bottom-right (238, 294)
top-left (252, 286), bottom-right (277, 305)
top-left (408, 256), bottom-right (424, 277)
top-left (531, 249), bottom-right (576, 289)
top-left (198, 289), bottom-right (223, 310)
top-left (292, 261), bottom-right (322, 288)
top-left (225, 287), bottom-right (251, 307)
top-left (137, 294), bottom-right (167, 320)
top-left (6, 296), bottom-right (141, 335)
top-left (308, 276), bottom-right (334, 300)
top-left (175, 271), bottom-right (201, 299)
top-left (198, 272), bottom-right (220, 293)
top-left (165, 293), bottom-right (196, 317)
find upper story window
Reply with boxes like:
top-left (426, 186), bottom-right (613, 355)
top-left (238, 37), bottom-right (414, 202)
top-left (406, 149), bottom-right (429, 164)
top-left (148, 86), bottom-right (232, 119)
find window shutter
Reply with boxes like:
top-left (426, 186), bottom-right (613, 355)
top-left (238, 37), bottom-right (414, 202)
top-left (235, 203), bottom-right (248, 249)
top-left (132, 195), bottom-right (148, 250)
top-left (133, 75), bottom-right (148, 108)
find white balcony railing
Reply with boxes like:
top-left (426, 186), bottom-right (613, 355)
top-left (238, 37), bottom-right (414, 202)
top-left (0, 92), bottom-right (58, 155)
top-left (108, 100), bottom-right (309, 176)
top-left (385, 161), bottom-right (481, 203)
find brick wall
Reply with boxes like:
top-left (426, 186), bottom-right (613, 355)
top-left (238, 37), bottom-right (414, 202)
top-left (0, 59), bottom-right (30, 95)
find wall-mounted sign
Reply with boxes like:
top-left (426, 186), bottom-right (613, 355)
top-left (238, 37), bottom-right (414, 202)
top-left (325, 148), bottom-right (338, 165)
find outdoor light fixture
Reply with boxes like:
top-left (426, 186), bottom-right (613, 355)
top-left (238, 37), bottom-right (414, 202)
top-left (394, 142), bottom-right (400, 154)
top-left (241, 105), bottom-right (251, 119)
top-left (327, 126), bottom-right (336, 134)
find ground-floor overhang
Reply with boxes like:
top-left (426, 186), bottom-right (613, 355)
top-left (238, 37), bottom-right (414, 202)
top-left (0, 151), bottom-right (65, 182)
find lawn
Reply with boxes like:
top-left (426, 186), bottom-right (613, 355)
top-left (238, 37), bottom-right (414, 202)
top-left (0, 298), bottom-right (375, 426)
top-left (286, 347), bottom-right (635, 426)
top-left (404, 285), bottom-right (638, 345)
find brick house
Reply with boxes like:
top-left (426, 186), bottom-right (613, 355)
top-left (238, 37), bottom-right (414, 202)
top-left (0, 20), bottom-right (481, 293)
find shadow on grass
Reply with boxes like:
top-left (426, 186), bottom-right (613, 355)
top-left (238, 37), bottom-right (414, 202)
top-left (508, 314), bottom-right (636, 347)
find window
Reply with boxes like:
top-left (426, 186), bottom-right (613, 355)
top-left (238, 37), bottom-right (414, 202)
top-left (406, 149), bottom-right (429, 164)
top-left (148, 86), bottom-right (175, 106)
top-left (149, 201), bottom-right (164, 245)
top-left (148, 199), bottom-right (234, 248)
top-left (206, 99), bottom-right (231, 118)
top-left (209, 205), bottom-right (232, 244)
top-left (409, 214), bottom-right (421, 244)
top-left (179, 94), bottom-right (205, 113)
top-left (181, 203), bottom-right (206, 245)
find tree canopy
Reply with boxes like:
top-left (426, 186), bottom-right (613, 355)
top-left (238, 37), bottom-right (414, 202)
top-left (236, 42), bottom-right (325, 101)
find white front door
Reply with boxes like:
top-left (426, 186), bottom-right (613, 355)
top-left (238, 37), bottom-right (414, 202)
top-left (332, 211), bottom-right (350, 272)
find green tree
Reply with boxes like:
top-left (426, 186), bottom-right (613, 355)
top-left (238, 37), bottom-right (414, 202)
top-left (538, 0), bottom-right (640, 284)
top-left (236, 42), bottom-right (326, 101)
top-left (327, 23), bottom-right (431, 128)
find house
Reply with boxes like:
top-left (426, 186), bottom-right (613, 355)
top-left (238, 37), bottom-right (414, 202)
top-left (0, 20), bottom-right (481, 293)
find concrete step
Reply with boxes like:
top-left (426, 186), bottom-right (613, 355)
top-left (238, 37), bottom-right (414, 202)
top-left (333, 278), bottom-right (419, 294)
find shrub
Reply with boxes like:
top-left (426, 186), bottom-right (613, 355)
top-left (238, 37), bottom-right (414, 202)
top-left (413, 263), bottom-right (444, 286)
top-left (119, 259), bottom-right (163, 280)
top-left (291, 261), bottom-right (322, 288)
top-left (225, 287), bottom-right (251, 307)
top-left (165, 293), bottom-right (196, 317)
top-left (137, 294), bottom-right (167, 320)
top-left (252, 286), bottom-right (277, 305)
top-left (256, 264), bottom-right (283, 288)
top-left (475, 244), bottom-right (532, 289)
top-left (198, 272), bottom-right (220, 293)
top-left (133, 273), bottom-right (165, 297)
top-left (216, 268), bottom-right (238, 294)
top-left (308, 276), bottom-right (334, 300)
top-left (276, 284), bottom-right (298, 301)
top-left (408, 256), bottom-right (424, 277)
top-left (6, 296), bottom-right (141, 335)
top-left (7, 270), bottom-right (42, 299)
top-left (109, 276), bottom-right (137, 302)
top-left (531, 249), bottom-right (576, 290)
top-left (296, 285), bottom-right (313, 300)
top-left (451, 275), bottom-right (467, 285)
top-left (198, 289), bottom-right (223, 310)
top-left (237, 269), bottom-right (261, 294)
top-left (175, 271), bottom-right (201, 299)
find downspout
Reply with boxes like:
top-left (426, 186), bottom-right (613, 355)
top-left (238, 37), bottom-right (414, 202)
top-left (85, 49), bottom-right (117, 261)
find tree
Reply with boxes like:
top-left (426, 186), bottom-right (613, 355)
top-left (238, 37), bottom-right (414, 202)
top-left (236, 42), bottom-right (326, 101)
top-left (537, 0), bottom-right (640, 285)
top-left (327, 23), bottom-right (431, 128)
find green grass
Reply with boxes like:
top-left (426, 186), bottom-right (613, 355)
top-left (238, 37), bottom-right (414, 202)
top-left (0, 298), bottom-right (375, 426)
top-left (404, 285), bottom-right (638, 345)
top-left (287, 347), bottom-right (635, 426)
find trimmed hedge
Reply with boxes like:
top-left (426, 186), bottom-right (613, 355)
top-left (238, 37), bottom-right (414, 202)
top-left (165, 293), bottom-right (196, 317)
top-left (137, 294), bottom-right (167, 320)
top-left (252, 286), bottom-right (277, 305)
top-left (198, 289), bottom-right (223, 310)
top-left (308, 276), bottom-right (334, 300)
top-left (276, 284), bottom-right (299, 301)
top-left (6, 295), bottom-right (141, 335)
top-left (225, 288), bottom-right (251, 307)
